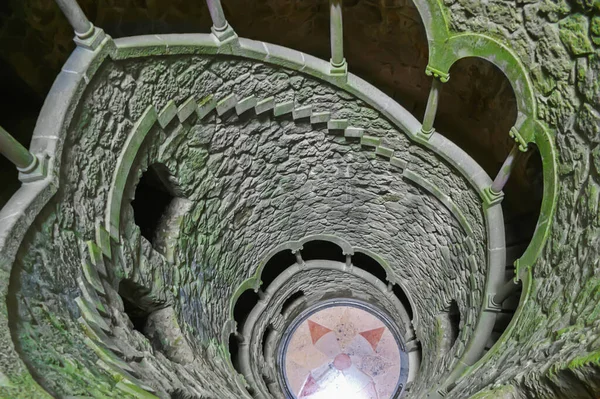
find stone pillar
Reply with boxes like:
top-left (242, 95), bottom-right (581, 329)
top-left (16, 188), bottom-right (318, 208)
top-left (329, 0), bottom-right (347, 75)
top-left (54, 0), bottom-right (105, 50)
top-left (420, 78), bottom-right (443, 138)
top-left (0, 126), bottom-right (36, 172)
top-left (490, 144), bottom-right (522, 194)
top-left (493, 279), bottom-right (520, 306)
top-left (206, 0), bottom-right (237, 42)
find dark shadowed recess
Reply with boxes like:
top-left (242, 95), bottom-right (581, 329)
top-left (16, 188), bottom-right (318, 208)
top-left (132, 163), bottom-right (176, 245)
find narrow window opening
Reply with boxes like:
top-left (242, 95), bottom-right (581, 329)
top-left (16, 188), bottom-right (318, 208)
top-left (448, 300), bottom-right (460, 347)
top-left (300, 240), bottom-right (345, 262)
top-left (352, 252), bottom-right (388, 282)
top-left (392, 284), bottom-right (414, 321)
top-left (132, 163), bottom-right (176, 245)
top-left (259, 250), bottom-right (297, 290)
top-left (118, 280), bottom-right (194, 364)
top-left (229, 333), bottom-right (240, 369)
top-left (262, 325), bottom-right (277, 362)
top-left (233, 289), bottom-right (261, 329)
top-left (281, 291), bottom-right (304, 315)
top-left (118, 279), bottom-right (155, 336)
top-left (261, 326), bottom-right (271, 355)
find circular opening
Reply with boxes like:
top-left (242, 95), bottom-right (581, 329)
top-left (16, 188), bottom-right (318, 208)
top-left (278, 299), bottom-right (408, 399)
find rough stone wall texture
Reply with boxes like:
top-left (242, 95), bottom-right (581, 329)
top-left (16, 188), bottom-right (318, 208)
top-left (0, 0), bottom-right (538, 214)
top-left (8, 54), bottom-right (487, 398)
top-left (442, 0), bottom-right (600, 397)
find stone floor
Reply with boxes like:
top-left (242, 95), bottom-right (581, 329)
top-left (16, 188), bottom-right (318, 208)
top-left (283, 305), bottom-right (403, 399)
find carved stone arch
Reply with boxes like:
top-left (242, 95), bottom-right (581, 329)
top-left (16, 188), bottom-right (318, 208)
top-left (426, 32), bottom-right (558, 278)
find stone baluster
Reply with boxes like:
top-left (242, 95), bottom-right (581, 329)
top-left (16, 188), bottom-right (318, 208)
top-left (329, 0), bottom-right (347, 76)
top-left (493, 279), bottom-right (520, 306)
top-left (0, 126), bottom-right (36, 172)
top-left (55, 0), bottom-right (105, 50)
top-left (420, 78), bottom-right (443, 138)
top-left (0, 126), bottom-right (47, 182)
top-left (206, 0), bottom-right (237, 42)
top-left (490, 144), bottom-right (522, 195)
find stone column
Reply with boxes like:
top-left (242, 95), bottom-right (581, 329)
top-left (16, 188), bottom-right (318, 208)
top-left (0, 126), bottom-right (36, 172)
top-left (329, 0), bottom-right (347, 75)
top-left (55, 0), bottom-right (92, 38)
top-left (207, 0), bottom-right (228, 31)
top-left (206, 0), bottom-right (237, 42)
top-left (490, 144), bottom-right (522, 194)
top-left (54, 0), bottom-right (105, 50)
top-left (420, 78), bottom-right (443, 138)
top-left (493, 279), bottom-right (520, 305)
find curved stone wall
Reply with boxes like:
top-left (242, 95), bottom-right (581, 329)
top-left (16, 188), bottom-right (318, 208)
top-left (1, 35), bottom-right (496, 398)
top-left (1, 0), bottom-right (598, 396)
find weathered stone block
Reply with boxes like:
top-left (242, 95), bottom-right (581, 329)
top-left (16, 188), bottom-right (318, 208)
top-left (344, 127), bottom-right (364, 138)
top-left (255, 96), bottom-right (275, 115)
top-left (273, 100), bottom-right (295, 117)
top-left (177, 97), bottom-right (198, 122)
top-left (158, 100), bottom-right (178, 128)
top-left (196, 95), bottom-right (217, 120)
top-left (327, 119), bottom-right (349, 130)
top-left (235, 95), bottom-right (258, 115)
top-left (310, 111), bottom-right (331, 124)
top-left (292, 105), bottom-right (312, 120)
top-left (216, 93), bottom-right (238, 116)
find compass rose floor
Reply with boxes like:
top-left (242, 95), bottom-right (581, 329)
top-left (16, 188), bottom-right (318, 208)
top-left (282, 304), bottom-right (405, 399)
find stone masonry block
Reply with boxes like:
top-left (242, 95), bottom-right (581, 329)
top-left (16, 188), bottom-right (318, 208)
top-left (293, 105), bottom-right (313, 120)
top-left (177, 97), bottom-right (197, 122)
top-left (235, 95), bottom-right (258, 115)
top-left (361, 135), bottom-right (381, 147)
top-left (77, 277), bottom-right (108, 317)
top-left (76, 297), bottom-right (111, 333)
top-left (95, 222), bottom-right (112, 259)
top-left (273, 100), bottom-right (294, 117)
top-left (216, 93), bottom-right (238, 116)
top-left (78, 317), bottom-right (123, 356)
top-left (390, 157), bottom-right (407, 170)
top-left (310, 111), bottom-right (331, 124)
top-left (344, 127), bottom-right (364, 138)
top-left (87, 241), bottom-right (107, 277)
top-left (82, 261), bottom-right (106, 296)
top-left (328, 119), bottom-right (349, 130)
top-left (196, 95), bottom-right (217, 120)
top-left (376, 146), bottom-right (394, 159)
top-left (158, 100), bottom-right (178, 128)
top-left (255, 97), bottom-right (275, 115)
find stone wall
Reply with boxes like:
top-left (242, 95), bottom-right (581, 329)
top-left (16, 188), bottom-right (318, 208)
top-left (442, 0), bottom-right (600, 397)
top-left (8, 53), bottom-right (488, 398)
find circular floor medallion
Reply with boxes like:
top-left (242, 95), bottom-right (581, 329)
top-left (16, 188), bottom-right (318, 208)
top-left (279, 299), bottom-right (408, 399)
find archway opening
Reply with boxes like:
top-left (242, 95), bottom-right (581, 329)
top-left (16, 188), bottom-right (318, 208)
top-left (281, 291), bottom-right (305, 315)
top-left (234, 289), bottom-right (261, 329)
top-left (392, 284), bottom-right (414, 321)
top-left (352, 252), bottom-right (388, 283)
top-left (132, 163), bottom-right (176, 246)
top-left (448, 300), bottom-right (460, 348)
top-left (260, 250), bottom-right (297, 290)
top-left (300, 240), bottom-right (345, 262)
top-left (440, 57), bottom-right (518, 181)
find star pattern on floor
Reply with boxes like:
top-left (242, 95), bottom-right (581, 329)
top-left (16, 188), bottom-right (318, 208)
top-left (284, 306), bottom-right (403, 399)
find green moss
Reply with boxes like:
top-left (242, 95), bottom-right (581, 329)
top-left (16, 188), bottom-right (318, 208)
top-left (468, 384), bottom-right (518, 399)
top-left (558, 15), bottom-right (594, 56)
top-left (568, 350), bottom-right (600, 369)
